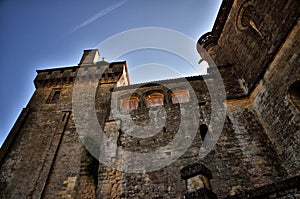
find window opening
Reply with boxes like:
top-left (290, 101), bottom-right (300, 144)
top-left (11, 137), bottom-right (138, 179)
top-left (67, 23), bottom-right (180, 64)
top-left (120, 97), bottom-right (139, 110)
top-left (200, 124), bottom-right (208, 141)
top-left (171, 90), bottom-right (190, 104)
top-left (289, 81), bottom-right (300, 110)
top-left (146, 93), bottom-right (164, 107)
top-left (47, 89), bottom-right (61, 103)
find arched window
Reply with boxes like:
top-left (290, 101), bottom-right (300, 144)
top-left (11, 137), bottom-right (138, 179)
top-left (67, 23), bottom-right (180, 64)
top-left (289, 81), bottom-right (300, 110)
top-left (200, 124), bottom-right (208, 141)
top-left (171, 90), bottom-right (190, 104)
top-left (145, 93), bottom-right (164, 107)
top-left (120, 97), bottom-right (139, 110)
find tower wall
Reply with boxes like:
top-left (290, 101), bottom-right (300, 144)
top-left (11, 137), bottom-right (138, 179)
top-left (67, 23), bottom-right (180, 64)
top-left (252, 18), bottom-right (300, 176)
top-left (200, 0), bottom-right (300, 94)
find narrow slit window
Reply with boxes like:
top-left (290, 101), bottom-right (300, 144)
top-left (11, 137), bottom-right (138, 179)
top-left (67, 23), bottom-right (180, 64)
top-left (200, 124), bottom-right (208, 141)
top-left (289, 81), bottom-right (300, 110)
top-left (146, 93), bottom-right (164, 107)
top-left (171, 90), bottom-right (190, 104)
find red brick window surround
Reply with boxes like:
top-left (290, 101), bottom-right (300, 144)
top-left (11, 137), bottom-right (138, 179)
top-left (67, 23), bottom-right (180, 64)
top-left (120, 97), bottom-right (139, 110)
top-left (145, 93), bottom-right (164, 107)
top-left (171, 90), bottom-right (190, 104)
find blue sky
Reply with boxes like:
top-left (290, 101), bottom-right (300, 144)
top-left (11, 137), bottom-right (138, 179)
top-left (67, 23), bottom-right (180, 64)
top-left (0, 0), bottom-right (222, 146)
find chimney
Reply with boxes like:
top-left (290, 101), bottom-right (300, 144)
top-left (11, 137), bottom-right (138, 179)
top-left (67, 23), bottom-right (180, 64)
top-left (180, 162), bottom-right (217, 198)
top-left (78, 49), bottom-right (99, 66)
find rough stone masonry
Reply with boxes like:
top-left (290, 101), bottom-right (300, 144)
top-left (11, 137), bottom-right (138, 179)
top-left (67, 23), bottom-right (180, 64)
top-left (0, 0), bottom-right (300, 198)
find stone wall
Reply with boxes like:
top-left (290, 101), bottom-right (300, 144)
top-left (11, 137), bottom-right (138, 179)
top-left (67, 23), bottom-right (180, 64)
top-left (1, 63), bottom-right (296, 198)
top-left (226, 176), bottom-right (300, 199)
top-left (207, 0), bottom-right (300, 93)
top-left (1, 0), bottom-right (299, 196)
top-left (253, 18), bottom-right (300, 176)
top-left (0, 109), bottom-right (71, 198)
top-left (98, 78), bottom-right (289, 198)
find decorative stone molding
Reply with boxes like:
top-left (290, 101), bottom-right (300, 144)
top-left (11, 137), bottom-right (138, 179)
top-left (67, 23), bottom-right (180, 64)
top-left (237, 1), bottom-right (263, 37)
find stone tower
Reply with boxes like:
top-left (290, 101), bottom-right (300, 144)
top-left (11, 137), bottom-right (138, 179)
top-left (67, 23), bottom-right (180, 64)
top-left (1, 0), bottom-right (300, 198)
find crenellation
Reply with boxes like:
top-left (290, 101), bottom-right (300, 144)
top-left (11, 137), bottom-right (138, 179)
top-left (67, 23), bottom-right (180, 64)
top-left (34, 61), bottom-right (129, 89)
top-left (34, 66), bottom-right (78, 88)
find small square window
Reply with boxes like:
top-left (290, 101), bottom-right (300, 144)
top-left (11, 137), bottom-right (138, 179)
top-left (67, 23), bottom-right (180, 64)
top-left (47, 89), bottom-right (61, 103)
top-left (52, 91), bottom-right (60, 102)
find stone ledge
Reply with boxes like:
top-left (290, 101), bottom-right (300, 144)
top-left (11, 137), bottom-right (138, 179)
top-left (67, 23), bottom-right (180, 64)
top-left (226, 176), bottom-right (300, 199)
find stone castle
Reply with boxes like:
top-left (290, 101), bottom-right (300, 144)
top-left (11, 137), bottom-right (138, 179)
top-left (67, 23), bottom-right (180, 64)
top-left (0, 0), bottom-right (299, 198)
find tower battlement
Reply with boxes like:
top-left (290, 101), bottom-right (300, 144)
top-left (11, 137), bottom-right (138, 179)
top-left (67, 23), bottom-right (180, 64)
top-left (34, 57), bottom-right (129, 88)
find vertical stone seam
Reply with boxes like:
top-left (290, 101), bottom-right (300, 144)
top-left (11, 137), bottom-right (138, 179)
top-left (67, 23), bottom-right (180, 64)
top-left (38, 111), bottom-right (71, 199)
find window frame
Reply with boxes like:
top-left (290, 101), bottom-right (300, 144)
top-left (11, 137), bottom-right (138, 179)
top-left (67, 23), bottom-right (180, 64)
top-left (47, 88), bottom-right (62, 103)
